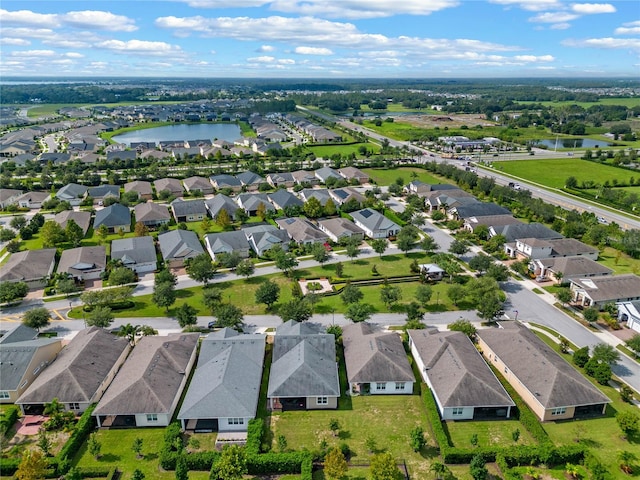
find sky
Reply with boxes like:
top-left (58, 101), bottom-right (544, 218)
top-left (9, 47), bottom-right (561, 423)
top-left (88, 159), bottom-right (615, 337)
top-left (1, 0), bottom-right (639, 78)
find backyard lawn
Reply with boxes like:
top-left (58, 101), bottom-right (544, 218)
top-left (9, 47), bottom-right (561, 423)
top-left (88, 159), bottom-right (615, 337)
top-left (445, 418), bottom-right (536, 450)
top-left (362, 167), bottom-right (448, 187)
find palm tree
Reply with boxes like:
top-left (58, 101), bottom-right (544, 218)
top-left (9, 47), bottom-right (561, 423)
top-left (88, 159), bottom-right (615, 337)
top-left (117, 323), bottom-right (141, 345)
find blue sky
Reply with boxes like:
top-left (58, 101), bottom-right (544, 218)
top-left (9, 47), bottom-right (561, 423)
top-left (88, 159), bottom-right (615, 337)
top-left (1, 0), bottom-right (638, 78)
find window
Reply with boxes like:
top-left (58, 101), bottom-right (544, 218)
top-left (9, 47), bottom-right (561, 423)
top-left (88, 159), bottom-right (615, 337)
top-left (69, 403), bottom-right (80, 410)
top-left (504, 367), bottom-right (509, 374)
top-left (551, 407), bottom-right (567, 416)
top-left (228, 418), bottom-right (245, 425)
top-left (19, 380), bottom-right (28, 389)
top-left (146, 414), bottom-right (158, 422)
top-left (452, 408), bottom-right (464, 416)
top-left (33, 366), bottom-right (41, 375)
top-left (0, 391), bottom-right (9, 399)
top-left (376, 383), bottom-right (387, 391)
top-left (317, 397), bottom-right (328, 405)
top-left (395, 382), bottom-right (405, 391)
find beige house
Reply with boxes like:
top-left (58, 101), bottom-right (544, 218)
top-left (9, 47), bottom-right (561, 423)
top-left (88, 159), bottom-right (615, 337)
top-left (477, 322), bottom-right (610, 422)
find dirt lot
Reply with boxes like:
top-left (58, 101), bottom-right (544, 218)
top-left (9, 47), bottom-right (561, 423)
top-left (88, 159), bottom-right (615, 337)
top-left (387, 112), bottom-right (498, 129)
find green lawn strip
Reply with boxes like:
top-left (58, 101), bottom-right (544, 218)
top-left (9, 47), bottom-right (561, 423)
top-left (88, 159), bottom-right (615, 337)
top-left (444, 419), bottom-right (536, 450)
top-left (616, 344), bottom-right (640, 364)
top-left (533, 333), bottom-right (640, 475)
top-left (305, 143), bottom-right (377, 158)
top-left (527, 322), bottom-right (579, 351)
top-left (597, 246), bottom-right (640, 275)
top-left (362, 167), bottom-right (449, 186)
top-left (516, 98), bottom-right (640, 108)
top-left (269, 395), bottom-right (435, 480)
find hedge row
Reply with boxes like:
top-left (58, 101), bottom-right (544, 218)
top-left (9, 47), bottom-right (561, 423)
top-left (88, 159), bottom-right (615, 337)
top-left (185, 451), bottom-right (220, 470)
top-left (245, 418), bottom-right (264, 456)
top-left (57, 404), bottom-right (97, 470)
top-left (247, 452), bottom-right (313, 475)
top-left (421, 389), bottom-right (450, 451)
top-left (76, 466), bottom-right (115, 477)
top-left (159, 422), bottom-right (182, 470)
top-left (0, 405), bottom-right (19, 437)
top-left (301, 456), bottom-right (313, 480)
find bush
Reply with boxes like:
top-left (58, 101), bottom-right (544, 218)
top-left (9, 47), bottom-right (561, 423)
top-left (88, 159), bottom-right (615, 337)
top-left (246, 452), bottom-right (312, 475)
top-left (185, 451), bottom-right (220, 470)
top-left (246, 418), bottom-right (264, 455)
top-left (57, 404), bottom-right (97, 470)
top-left (0, 405), bottom-right (19, 437)
top-left (422, 389), bottom-right (451, 450)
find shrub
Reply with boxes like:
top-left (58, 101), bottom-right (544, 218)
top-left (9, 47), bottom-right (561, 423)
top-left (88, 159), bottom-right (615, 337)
top-left (246, 418), bottom-right (264, 455)
top-left (246, 452), bottom-right (312, 475)
top-left (57, 404), bottom-right (97, 470)
top-left (0, 405), bottom-right (19, 437)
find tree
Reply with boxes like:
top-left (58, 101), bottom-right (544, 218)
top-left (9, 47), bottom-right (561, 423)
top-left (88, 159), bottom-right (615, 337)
top-left (396, 225), bottom-right (420, 254)
top-left (277, 434), bottom-right (288, 453)
top-left (213, 303), bottom-right (244, 330)
top-left (585, 358), bottom-right (612, 385)
top-left (88, 433), bottom-right (102, 459)
top-left (443, 284), bottom-right (464, 306)
top-left (86, 306), bottom-right (114, 328)
top-left (476, 291), bottom-right (505, 320)
top-left (186, 253), bottom-right (217, 284)
top-left (6, 239), bottom-right (21, 253)
top-left (132, 437), bottom-right (144, 459)
top-left (486, 263), bottom-right (509, 281)
top-left (255, 280), bottom-right (280, 309)
top-left (324, 199), bottom-right (337, 217)
top-left (311, 242), bottom-right (330, 265)
top-left (56, 276), bottom-right (78, 296)
top-left (15, 450), bottom-right (48, 480)
top-left (216, 209), bottom-right (232, 229)
top-left (175, 455), bottom-right (189, 480)
top-left (449, 239), bottom-right (469, 257)
top-left (278, 299), bottom-right (312, 322)
top-left (556, 288), bottom-right (572, 306)
top-left (65, 219), bottom-right (84, 247)
top-left (469, 254), bottom-right (492, 273)
top-left (131, 470), bottom-right (145, 480)
top-left (616, 411), bottom-right (639, 439)
top-left (156, 268), bottom-right (177, 286)
top-left (303, 197), bottom-right (323, 218)
top-left (235, 259), bottom-right (255, 279)
top-left (216, 444), bottom-right (247, 480)
top-left (23, 307), bottom-right (51, 331)
top-left (117, 323), bottom-right (141, 345)
top-left (573, 346), bottom-right (590, 367)
top-left (371, 238), bottom-right (388, 257)
top-left (429, 462), bottom-right (452, 480)
top-left (40, 221), bottom-right (66, 248)
top-left (448, 318), bottom-right (477, 339)
top-left (108, 267), bottom-right (137, 286)
top-left (217, 252), bottom-right (242, 270)
top-left (97, 224), bottom-right (109, 244)
top-left (0, 281), bottom-right (29, 304)
top-left (200, 217), bottom-right (212, 234)
top-left (345, 302), bottom-right (374, 323)
top-left (10, 215), bottom-right (27, 230)
top-left (583, 307), bottom-right (599, 323)
top-left (380, 281), bottom-right (402, 309)
top-left (415, 284), bottom-right (433, 307)
top-left (175, 303), bottom-right (198, 328)
top-left (273, 249), bottom-right (298, 277)
top-left (324, 447), bottom-right (348, 480)
top-left (365, 435), bottom-right (377, 454)
top-left (591, 343), bottom-right (620, 365)
top-left (153, 281), bottom-right (176, 312)
top-left (410, 425), bottom-right (426, 452)
top-left (341, 283), bottom-right (363, 305)
top-left (369, 452), bottom-right (402, 480)
top-left (334, 262), bottom-right (344, 278)
top-left (37, 428), bottom-right (51, 456)
top-left (134, 221), bottom-right (149, 237)
top-left (329, 418), bottom-right (340, 436)
top-left (419, 235), bottom-right (439, 255)
top-left (469, 454), bottom-right (488, 480)
top-left (626, 334), bottom-right (640, 357)
top-left (345, 238), bottom-right (361, 262)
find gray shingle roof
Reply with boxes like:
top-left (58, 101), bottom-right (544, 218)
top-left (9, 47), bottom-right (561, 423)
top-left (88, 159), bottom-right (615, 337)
top-left (124, 180), bottom-right (153, 196)
top-left (318, 218), bottom-right (364, 238)
top-left (409, 329), bottom-right (514, 409)
top-left (94, 203), bottom-right (131, 229)
top-left (268, 190), bottom-right (303, 210)
top-left (493, 223), bottom-right (562, 243)
top-left (57, 246), bottom-right (106, 276)
top-left (351, 208), bottom-right (400, 233)
top-left (93, 333), bottom-right (198, 416)
top-left (210, 174), bottom-right (241, 189)
top-left (237, 193), bottom-right (274, 213)
top-left (205, 231), bottom-right (250, 256)
top-left (276, 320), bottom-right (322, 336)
top-left (56, 183), bottom-right (87, 201)
top-left (0, 338), bottom-right (61, 390)
top-left (343, 323), bottom-right (414, 384)
top-left (477, 323), bottom-right (610, 409)
top-left (170, 198), bottom-right (207, 217)
top-left (300, 188), bottom-right (331, 206)
top-left (16, 327), bottom-right (129, 405)
top-left (134, 202), bottom-right (171, 223)
top-left (571, 274), bottom-right (640, 302)
top-left (154, 178), bottom-right (183, 195)
top-left (183, 176), bottom-right (212, 192)
top-left (236, 171), bottom-right (264, 186)
top-left (0, 248), bottom-right (56, 283)
top-left (158, 229), bottom-right (204, 261)
top-left (0, 324), bottom-right (38, 344)
top-left (453, 203), bottom-right (511, 218)
top-left (178, 332), bottom-right (265, 421)
top-left (205, 194), bottom-right (239, 219)
top-left (275, 217), bottom-right (329, 244)
top-left (537, 257), bottom-right (613, 279)
top-left (268, 334), bottom-right (339, 398)
top-left (88, 185), bottom-right (120, 200)
top-left (315, 167), bottom-right (342, 182)
top-left (54, 210), bottom-right (91, 234)
top-left (111, 236), bottom-right (156, 265)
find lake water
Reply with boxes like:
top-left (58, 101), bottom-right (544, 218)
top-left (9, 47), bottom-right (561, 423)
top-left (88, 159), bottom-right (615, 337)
top-left (535, 138), bottom-right (611, 149)
top-left (112, 123), bottom-right (242, 146)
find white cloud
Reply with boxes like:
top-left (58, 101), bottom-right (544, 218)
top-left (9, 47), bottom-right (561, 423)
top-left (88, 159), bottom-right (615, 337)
top-left (529, 12), bottom-right (579, 23)
top-left (0, 9), bottom-right (58, 27)
top-left (550, 22), bottom-right (572, 30)
top-left (247, 55), bottom-right (276, 63)
top-left (294, 46), bottom-right (333, 55)
top-left (258, 45), bottom-right (275, 52)
top-left (10, 50), bottom-right (56, 57)
top-left (570, 3), bottom-right (616, 14)
top-left (62, 11), bottom-right (138, 31)
top-left (96, 39), bottom-right (184, 56)
top-left (181, 0), bottom-right (271, 7)
top-left (514, 54), bottom-right (555, 62)
top-left (65, 52), bottom-right (84, 58)
top-left (615, 21), bottom-right (640, 35)
top-left (563, 37), bottom-right (640, 50)
top-left (489, 0), bottom-right (561, 11)
top-left (0, 38), bottom-right (30, 46)
top-left (268, 0), bottom-right (460, 19)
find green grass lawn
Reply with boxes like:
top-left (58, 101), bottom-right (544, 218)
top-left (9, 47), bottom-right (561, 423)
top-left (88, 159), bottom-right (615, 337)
top-left (269, 395), bottom-right (437, 479)
top-left (491, 158), bottom-right (638, 189)
top-left (362, 167), bottom-right (449, 187)
top-left (305, 142), bottom-right (378, 158)
top-left (516, 98), bottom-right (640, 109)
top-left (598, 246), bottom-right (640, 275)
top-left (444, 419), bottom-right (536, 450)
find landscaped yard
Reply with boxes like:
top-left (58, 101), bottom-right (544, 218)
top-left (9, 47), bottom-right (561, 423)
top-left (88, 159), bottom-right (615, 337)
top-left (268, 395), bottom-right (436, 479)
top-left (444, 419), bottom-right (536, 450)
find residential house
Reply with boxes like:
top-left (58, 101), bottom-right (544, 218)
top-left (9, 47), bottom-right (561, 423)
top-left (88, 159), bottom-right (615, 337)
top-left (343, 323), bottom-right (414, 396)
top-left (154, 178), bottom-right (183, 198)
top-left (87, 185), bottom-right (120, 205)
top-left (266, 172), bottom-right (295, 189)
top-left (530, 257), bottom-right (613, 282)
top-left (134, 202), bottom-right (171, 227)
top-left (618, 301), bottom-right (640, 334)
top-left (54, 210), bottom-right (91, 235)
top-left (450, 202), bottom-right (511, 220)
top-left (424, 190), bottom-right (475, 213)
top-left (418, 264), bottom-right (445, 281)
top-left (204, 231), bottom-right (251, 261)
top-left (16, 191), bottom-right (50, 209)
top-left (106, 150), bottom-right (136, 162)
top-left (56, 183), bottom-right (88, 206)
top-left (511, 238), bottom-right (599, 260)
top-left (0, 248), bottom-right (56, 289)
top-left (490, 223), bottom-right (562, 244)
top-left (338, 167), bottom-right (369, 185)
top-left (158, 229), bottom-right (205, 268)
top-left (405, 180), bottom-right (431, 195)
top-left (178, 329), bottom-right (266, 433)
top-left (317, 218), bottom-right (364, 243)
top-left (477, 322), bottom-right (610, 421)
top-left (409, 329), bottom-right (514, 421)
top-left (350, 208), bottom-right (400, 239)
top-left (110, 236), bottom-right (157, 273)
top-left (0, 325), bottom-right (63, 404)
top-left (268, 190), bottom-right (303, 212)
top-left (183, 176), bottom-right (213, 195)
top-left (463, 214), bottom-right (521, 234)
top-left (205, 194), bottom-right (239, 221)
top-left (275, 217), bottom-right (329, 245)
top-left (236, 193), bottom-right (274, 217)
top-left (170, 198), bottom-right (207, 223)
top-left (315, 167), bottom-right (342, 184)
top-left (329, 187), bottom-right (365, 208)
top-left (94, 333), bottom-right (199, 428)
top-left (243, 225), bottom-right (290, 256)
top-left (236, 171), bottom-right (264, 191)
top-left (57, 246), bottom-right (107, 281)
top-left (124, 180), bottom-right (153, 201)
top-left (268, 322), bottom-right (340, 411)
top-left (570, 274), bottom-right (640, 308)
top-left (291, 170), bottom-right (319, 186)
top-left (94, 203), bottom-right (131, 233)
top-left (209, 174), bottom-right (242, 193)
top-left (16, 327), bottom-right (130, 414)
top-left (299, 188), bottom-right (331, 206)
top-left (0, 189), bottom-right (24, 209)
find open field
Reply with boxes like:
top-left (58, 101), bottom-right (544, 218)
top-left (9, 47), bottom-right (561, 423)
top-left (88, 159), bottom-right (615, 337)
top-left (305, 142), bottom-right (378, 158)
top-left (362, 167), bottom-right (448, 186)
top-left (598, 246), bottom-right (640, 275)
top-left (516, 98), bottom-right (640, 108)
top-left (24, 102), bottom-right (185, 119)
top-left (491, 158), bottom-right (640, 189)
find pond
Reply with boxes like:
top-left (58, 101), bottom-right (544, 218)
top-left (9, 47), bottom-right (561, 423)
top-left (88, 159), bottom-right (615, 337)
top-left (534, 138), bottom-right (611, 149)
top-left (112, 123), bottom-right (242, 146)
